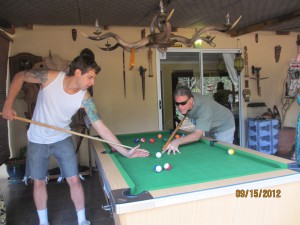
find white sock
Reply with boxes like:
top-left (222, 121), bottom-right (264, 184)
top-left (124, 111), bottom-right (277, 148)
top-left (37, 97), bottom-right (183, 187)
top-left (76, 208), bottom-right (86, 224)
top-left (37, 208), bottom-right (48, 225)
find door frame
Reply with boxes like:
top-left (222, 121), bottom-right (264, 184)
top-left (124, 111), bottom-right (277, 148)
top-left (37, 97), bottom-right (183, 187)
top-left (156, 48), bottom-right (245, 146)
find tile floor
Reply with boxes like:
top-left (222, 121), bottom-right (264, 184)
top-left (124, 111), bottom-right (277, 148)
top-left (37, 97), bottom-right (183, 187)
top-left (0, 171), bottom-right (114, 225)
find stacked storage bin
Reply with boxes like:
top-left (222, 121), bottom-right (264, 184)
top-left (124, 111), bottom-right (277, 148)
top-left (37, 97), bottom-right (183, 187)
top-left (296, 111), bottom-right (300, 164)
top-left (247, 118), bottom-right (279, 155)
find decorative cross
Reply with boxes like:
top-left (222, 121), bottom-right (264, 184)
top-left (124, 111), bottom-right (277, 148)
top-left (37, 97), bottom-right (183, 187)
top-left (251, 66), bottom-right (269, 96)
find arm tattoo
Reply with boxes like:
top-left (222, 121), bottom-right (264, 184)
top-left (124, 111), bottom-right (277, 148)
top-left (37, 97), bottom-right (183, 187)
top-left (82, 98), bottom-right (100, 122)
top-left (24, 69), bottom-right (48, 83)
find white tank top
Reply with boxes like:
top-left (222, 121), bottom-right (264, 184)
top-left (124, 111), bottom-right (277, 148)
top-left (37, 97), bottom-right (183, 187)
top-left (27, 72), bottom-right (86, 144)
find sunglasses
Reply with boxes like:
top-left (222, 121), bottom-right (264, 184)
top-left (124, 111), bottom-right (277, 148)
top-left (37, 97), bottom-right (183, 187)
top-left (175, 97), bottom-right (190, 106)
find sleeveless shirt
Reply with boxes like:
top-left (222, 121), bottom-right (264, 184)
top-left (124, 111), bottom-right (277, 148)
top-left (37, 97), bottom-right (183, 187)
top-left (27, 72), bottom-right (86, 144)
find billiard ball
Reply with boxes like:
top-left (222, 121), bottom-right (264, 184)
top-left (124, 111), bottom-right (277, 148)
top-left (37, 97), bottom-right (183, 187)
top-left (163, 138), bottom-right (168, 142)
top-left (140, 138), bottom-right (146, 143)
top-left (164, 163), bottom-right (172, 170)
top-left (149, 138), bottom-right (155, 143)
top-left (181, 134), bottom-right (185, 137)
top-left (111, 147), bottom-right (117, 153)
top-left (157, 134), bottom-right (163, 139)
top-left (133, 138), bottom-right (140, 143)
top-left (228, 149), bottom-right (235, 155)
top-left (154, 165), bottom-right (162, 173)
top-left (175, 134), bottom-right (180, 139)
top-left (155, 152), bottom-right (162, 158)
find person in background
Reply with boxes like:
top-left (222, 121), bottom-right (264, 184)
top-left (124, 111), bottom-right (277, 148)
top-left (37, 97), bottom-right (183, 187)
top-left (1, 48), bottom-right (149, 225)
top-left (164, 85), bottom-right (235, 155)
top-left (213, 81), bottom-right (232, 110)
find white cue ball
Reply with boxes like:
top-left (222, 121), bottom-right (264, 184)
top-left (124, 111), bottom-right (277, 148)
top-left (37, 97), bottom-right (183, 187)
top-left (156, 152), bottom-right (162, 158)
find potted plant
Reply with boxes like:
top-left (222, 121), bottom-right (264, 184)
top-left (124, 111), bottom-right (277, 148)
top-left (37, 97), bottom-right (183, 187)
top-left (5, 146), bottom-right (26, 183)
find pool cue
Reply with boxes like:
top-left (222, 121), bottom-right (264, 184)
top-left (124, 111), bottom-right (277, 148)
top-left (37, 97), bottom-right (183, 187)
top-left (162, 115), bottom-right (187, 152)
top-left (0, 112), bottom-right (132, 149)
top-left (122, 49), bottom-right (126, 98)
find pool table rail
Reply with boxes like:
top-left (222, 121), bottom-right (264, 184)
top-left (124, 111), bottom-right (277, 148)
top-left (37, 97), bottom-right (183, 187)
top-left (91, 139), bottom-right (300, 215)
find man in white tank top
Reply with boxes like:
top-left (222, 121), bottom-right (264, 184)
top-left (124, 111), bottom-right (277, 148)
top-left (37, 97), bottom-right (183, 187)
top-left (2, 49), bottom-right (149, 225)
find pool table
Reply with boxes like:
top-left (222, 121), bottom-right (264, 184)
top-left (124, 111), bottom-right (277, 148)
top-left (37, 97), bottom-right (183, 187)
top-left (91, 130), bottom-right (300, 225)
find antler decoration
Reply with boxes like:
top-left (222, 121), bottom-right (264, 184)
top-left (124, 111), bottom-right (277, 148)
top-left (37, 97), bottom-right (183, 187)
top-left (80, 0), bottom-right (241, 52)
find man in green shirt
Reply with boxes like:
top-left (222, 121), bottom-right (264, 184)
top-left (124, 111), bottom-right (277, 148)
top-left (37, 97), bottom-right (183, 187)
top-left (164, 85), bottom-right (235, 155)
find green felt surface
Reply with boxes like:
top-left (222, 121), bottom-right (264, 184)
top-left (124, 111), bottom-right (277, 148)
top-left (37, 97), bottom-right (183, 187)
top-left (104, 131), bottom-right (287, 195)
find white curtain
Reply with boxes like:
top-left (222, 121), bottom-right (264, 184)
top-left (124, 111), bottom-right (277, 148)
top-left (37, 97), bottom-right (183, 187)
top-left (223, 53), bottom-right (239, 88)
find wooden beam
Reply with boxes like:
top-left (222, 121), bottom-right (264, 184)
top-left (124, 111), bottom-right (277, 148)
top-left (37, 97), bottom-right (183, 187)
top-left (230, 10), bottom-right (300, 37)
top-left (1, 27), bottom-right (15, 35)
top-left (0, 18), bottom-right (15, 35)
top-left (276, 31), bottom-right (290, 35)
top-left (0, 30), bottom-right (13, 42)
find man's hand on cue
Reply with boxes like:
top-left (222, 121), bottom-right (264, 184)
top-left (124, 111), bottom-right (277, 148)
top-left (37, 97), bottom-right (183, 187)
top-left (163, 139), bottom-right (181, 155)
top-left (127, 145), bottom-right (150, 158)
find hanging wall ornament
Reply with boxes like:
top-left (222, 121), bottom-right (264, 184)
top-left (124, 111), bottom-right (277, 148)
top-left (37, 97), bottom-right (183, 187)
top-left (275, 45), bottom-right (281, 63)
top-left (251, 66), bottom-right (269, 96)
top-left (72, 29), bottom-right (77, 41)
top-left (139, 66), bottom-right (147, 100)
top-left (242, 89), bottom-right (251, 102)
top-left (243, 46), bottom-right (249, 77)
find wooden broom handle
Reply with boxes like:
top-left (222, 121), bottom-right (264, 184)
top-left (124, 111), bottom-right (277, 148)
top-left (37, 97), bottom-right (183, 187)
top-left (162, 115), bottom-right (187, 151)
top-left (0, 112), bottom-right (132, 149)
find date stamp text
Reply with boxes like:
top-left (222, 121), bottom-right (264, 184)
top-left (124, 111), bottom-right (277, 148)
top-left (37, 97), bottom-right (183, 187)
top-left (236, 189), bottom-right (281, 198)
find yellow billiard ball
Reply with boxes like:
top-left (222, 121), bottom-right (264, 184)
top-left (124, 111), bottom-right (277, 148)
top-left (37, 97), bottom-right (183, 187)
top-left (228, 149), bottom-right (235, 155)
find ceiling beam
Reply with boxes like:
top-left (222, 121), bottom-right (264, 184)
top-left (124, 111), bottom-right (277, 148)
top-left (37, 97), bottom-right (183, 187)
top-left (0, 30), bottom-right (13, 42)
top-left (230, 10), bottom-right (300, 37)
top-left (0, 18), bottom-right (15, 35)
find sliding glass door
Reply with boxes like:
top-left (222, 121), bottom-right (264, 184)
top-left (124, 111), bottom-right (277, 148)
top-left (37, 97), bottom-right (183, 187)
top-left (156, 48), bottom-right (242, 145)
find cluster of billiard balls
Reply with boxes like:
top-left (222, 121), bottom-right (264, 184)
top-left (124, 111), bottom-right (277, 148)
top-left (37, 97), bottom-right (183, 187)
top-left (154, 152), bottom-right (172, 172)
top-left (133, 137), bottom-right (156, 143)
top-left (154, 163), bottom-right (172, 172)
top-left (133, 133), bottom-right (184, 144)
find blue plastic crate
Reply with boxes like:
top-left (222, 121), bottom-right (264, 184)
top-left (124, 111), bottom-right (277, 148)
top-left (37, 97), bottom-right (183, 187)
top-left (247, 118), bottom-right (279, 155)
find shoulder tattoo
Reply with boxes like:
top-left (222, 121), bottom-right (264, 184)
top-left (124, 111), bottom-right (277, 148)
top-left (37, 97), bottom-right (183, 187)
top-left (82, 98), bottom-right (100, 123)
top-left (24, 69), bottom-right (48, 83)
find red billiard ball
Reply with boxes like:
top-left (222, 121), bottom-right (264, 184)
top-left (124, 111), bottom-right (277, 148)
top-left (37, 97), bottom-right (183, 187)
top-left (140, 138), bottom-right (146, 143)
top-left (157, 134), bottom-right (163, 139)
top-left (164, 163), bottom-right (172, 170)
top-left (175, 134), bottom-right (180, 139)
top-left (149, 138), bottom-right (155, 143)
